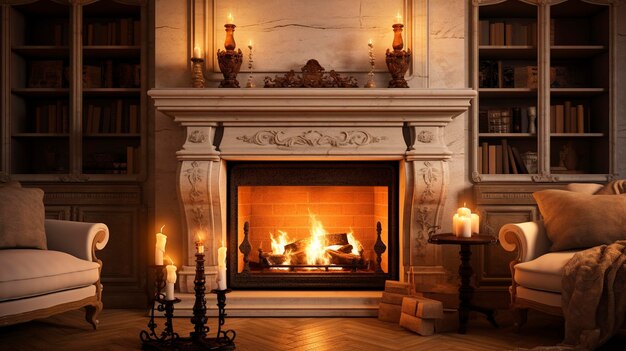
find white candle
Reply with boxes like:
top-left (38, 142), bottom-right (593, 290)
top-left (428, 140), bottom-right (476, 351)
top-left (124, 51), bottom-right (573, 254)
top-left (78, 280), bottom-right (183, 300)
top-left (227, 13), bottom-right (234, 25)
top-left (218, 243), bottom-right (227, 267)
top-left (165, 260), bottom-right (177, 300)
top-left (457, 204), bottom-right (471, 218)
top-left (155, 226), bottom-right (167, 265)
top-left (452, 213), bottom-right (460, 237)
top-left (197, 243), bottom-right (204, 254)
top-left (461, 216), bottom-right (472, 238)
top-left (217, 266), bottom-right (227, 290)
top-left (193, 46), bottom-right (201, 59)
top-left (471, 213), bottom-right (480, 234)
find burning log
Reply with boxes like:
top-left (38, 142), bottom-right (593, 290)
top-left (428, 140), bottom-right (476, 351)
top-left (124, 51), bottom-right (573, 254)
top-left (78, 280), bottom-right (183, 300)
top-left (284, 239), bottom-right (309, 254)
top-left (327, 249), bottom-right (361, 266)
top-left (259, 251), bottom-right (287, 266)
top-left (337, 244), bottom-right (353, 254)
top-left (325, 233), bottom-right (349, 246)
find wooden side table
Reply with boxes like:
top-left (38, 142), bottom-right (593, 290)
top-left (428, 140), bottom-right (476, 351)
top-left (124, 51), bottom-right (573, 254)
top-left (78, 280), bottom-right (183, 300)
top-left (428, 233), bottom-right (499, 334)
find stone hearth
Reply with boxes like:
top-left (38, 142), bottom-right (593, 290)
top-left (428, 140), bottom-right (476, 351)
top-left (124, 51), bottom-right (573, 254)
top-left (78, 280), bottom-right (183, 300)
top-left (148, 88), bottom-right (474, 315)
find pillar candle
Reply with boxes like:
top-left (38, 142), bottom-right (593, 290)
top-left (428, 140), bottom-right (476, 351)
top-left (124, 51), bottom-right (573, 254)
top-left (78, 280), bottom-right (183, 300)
top-left (461, 216), bottom-right (472, 238)
top-left (155, 226), bottom-right (167, 265)
top-left (165, 261), bottom-right (177, 300)
top-left (217, 266), bottom-right (227, 290)
top-left (471, 213), bottom-right (480, 234)
top-left (457, 204), bottom-right (471, 218)
top-left (452, 214), bottom-right (460, 237)
top-left (193, 46), bottom-right (201, 59)
top-left (218, 243), bottom-right (227, 267)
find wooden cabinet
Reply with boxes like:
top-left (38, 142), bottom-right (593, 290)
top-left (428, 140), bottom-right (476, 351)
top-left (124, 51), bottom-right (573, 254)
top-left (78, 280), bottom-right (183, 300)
top-left (471, 0), bottom-right (615, 184)
top-left (1, 0), bottom-right (149, 308)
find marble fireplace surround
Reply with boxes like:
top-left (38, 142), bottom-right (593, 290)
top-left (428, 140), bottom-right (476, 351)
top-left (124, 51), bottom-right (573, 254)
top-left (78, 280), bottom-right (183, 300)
top-left (148, 88), bottom-right (475, 316)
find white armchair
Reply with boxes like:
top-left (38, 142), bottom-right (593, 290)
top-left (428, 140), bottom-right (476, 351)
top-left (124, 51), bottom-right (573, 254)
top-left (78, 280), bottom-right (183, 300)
top-left (0, 219), bottom-right (109, 329)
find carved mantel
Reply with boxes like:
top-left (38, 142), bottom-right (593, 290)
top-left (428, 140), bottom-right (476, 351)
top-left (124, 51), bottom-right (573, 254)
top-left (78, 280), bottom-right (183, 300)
top-left (148, 88), bottom-right (475, 293)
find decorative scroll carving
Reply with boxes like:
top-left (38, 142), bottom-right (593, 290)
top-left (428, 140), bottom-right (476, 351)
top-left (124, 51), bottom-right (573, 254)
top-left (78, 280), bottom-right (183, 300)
top-left (264, 59), bottom-right (358, 88)
top-left (471, 171), bottom-right (483, 183)
top-left (59, 175), bottom-right (89, 182)
top-left (414, 161), bottom-right (441, 257)
top-left (237, 130), bottom-right (386, 148)
top-left (416, 130), bottom-right (434, 143)
top-left (188, 130), bottom-right (208, 144)
top-left (183, 161), bottom-right (204, 203)
top-left (531, 174), bottom-right (558, 182)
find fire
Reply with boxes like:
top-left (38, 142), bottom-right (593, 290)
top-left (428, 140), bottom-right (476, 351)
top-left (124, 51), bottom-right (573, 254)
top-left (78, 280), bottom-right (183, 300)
top-left (266, 211), bottom-right (363, 268)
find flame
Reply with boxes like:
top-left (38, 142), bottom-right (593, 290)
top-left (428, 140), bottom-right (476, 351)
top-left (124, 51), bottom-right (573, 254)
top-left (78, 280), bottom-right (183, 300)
top-left (347, 232), bottom-right (363, 255)
top-left (166, 256), bottom-right (174, 265)
top-left (396, 12), bottom-right (402, 24)
top-left (306, 212), bottom-right (330, 265)
top-left (195, 231), bottom-right (204, 243)
top-left (160, 225), bottom-right (165, 233)
top-left (227, 13), bottom-right (234, 24)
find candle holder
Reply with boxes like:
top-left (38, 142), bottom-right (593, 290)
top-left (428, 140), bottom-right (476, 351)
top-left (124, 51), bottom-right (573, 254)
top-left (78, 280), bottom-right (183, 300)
top-left (191, 58), bottom-right (206, 88)
top-left (140, 254), bottom-right (236, 350)
top-left (217, 24), bottom-right (243, 88)
top-left (385, 23), bottom-right (411, 88)
top-left (365, 42), bottom-right (376, 88)
top-left (245, 44), bottom-right (255, 88)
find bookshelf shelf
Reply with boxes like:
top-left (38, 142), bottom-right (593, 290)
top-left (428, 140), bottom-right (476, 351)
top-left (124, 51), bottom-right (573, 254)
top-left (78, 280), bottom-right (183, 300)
top-left (83, 46), bottom-right (141, 58)
top-left (472, 0), bottom-right (614, 181)
top-left (11, 88), bottom-right (69, 97)
top-left (12, 133), bottom-right (69, 138)
top-left (83, 88), bottom-right (141, 96)
top-left (11, 45), bottom-right (69, 58)
top-left (83, 133), bottom-right (141, 138)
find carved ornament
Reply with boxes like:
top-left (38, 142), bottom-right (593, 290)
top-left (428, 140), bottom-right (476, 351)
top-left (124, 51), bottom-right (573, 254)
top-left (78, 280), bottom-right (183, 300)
top-left (188, 130), bottom-right (208, 144)
top-left (414, 161), bottom-right (442, 257)
top-left (416, 130), bottom-right (434, 143)
top-left (471, 171), bottom-right (483, 183)
top-left (264, 59), bottom-right (358, 88)
top-left (237, 130), bottom-right (386, 148)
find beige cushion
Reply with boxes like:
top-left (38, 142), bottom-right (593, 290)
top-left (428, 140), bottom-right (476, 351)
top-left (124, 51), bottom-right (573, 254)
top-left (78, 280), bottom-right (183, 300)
top-left (533, 189), bottom-right (626, 251)
top-left (565, 183), bottom-right (603, 194)
top-left (0, 185), bottom-right (46, 249)
top-left (514, 251), bottom-right (577, 293)
top-left (595, 179), bottom-right (626, 195)
top-left (0, 249), bottom-right (99, 301)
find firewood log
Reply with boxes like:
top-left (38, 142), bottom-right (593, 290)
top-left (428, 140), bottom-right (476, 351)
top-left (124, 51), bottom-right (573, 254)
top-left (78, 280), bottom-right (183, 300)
top-left (284, 239), bottom-right (309, 254)
top-left (325, 233), bottom-right (349, 246)
top-left (327, 249), bottom-right (360, 265)
top-left (337, 244), bottom-right (354, 254)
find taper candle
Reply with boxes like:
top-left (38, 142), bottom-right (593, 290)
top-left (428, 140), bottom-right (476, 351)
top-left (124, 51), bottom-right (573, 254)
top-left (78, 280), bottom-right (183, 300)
top-left (165, 257), bottom-right (177, 300)
top-left (155, 225), bottom-right (167, 265)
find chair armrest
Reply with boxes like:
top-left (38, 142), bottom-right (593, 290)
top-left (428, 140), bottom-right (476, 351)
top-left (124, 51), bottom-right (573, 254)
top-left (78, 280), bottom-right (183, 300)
top-left (45, 219), bottom-right (109, 263)
top-left (498, 221), bottom-right (551, 263)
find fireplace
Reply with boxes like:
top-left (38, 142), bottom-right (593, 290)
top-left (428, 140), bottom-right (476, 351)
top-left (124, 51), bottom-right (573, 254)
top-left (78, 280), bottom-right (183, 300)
top-left (228, 161), bottom-right (399, 289)
top-left (149, 88), bottom-right (474, 315)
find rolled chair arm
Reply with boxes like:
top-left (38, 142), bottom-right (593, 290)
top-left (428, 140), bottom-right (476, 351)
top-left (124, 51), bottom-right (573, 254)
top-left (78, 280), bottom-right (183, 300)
top-left (45, 219), bottom-right (109, 263)
top-left (499, 221), bottom-right (551, 263)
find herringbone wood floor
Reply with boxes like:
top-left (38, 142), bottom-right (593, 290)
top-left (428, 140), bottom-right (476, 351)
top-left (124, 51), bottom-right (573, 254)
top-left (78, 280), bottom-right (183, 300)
top-left (0, 309), bottom-right (625, 351)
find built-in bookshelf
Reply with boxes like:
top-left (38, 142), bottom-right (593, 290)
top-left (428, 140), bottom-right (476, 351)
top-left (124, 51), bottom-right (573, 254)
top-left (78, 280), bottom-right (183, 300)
top-left (471, 0), bottom-right (615, 182)
top-left (2, 0), bottom-right (146, 180)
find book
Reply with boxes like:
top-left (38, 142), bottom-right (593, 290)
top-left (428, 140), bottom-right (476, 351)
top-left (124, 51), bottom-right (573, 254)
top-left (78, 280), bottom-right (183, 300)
top-left (478, 146), bottom-right (483, 174)
top-left (479, 60), bottom-right (498, 88)
top-left (129, 104), bottom-right (139, 133)
top-left (511, 107), bottom-right (522, 133)
top-left (126, 146), bottom-right (134, 174)
top-left (514, 66), bottom-right (538, 89)
top-left (115, 99), bottom-right (123, 133)
top-left (133, 20), bottom-right (141, 45)
top-left (83, 65), bottom-right (102, 88)
top-left (29, 61), bottom-right (64, 88)
top-left (482, 142), bottom-right (489, 174)
top-left (507, 145), bottom-right (518, 174)
top-left (564, 101), bottom-right (571, 132)
top-left (570, 106), bottom-right (577, 133)
top-left (550, 105), bottom-right (556, 133)
top-left (92, 106), bottom-right (102, 133)
top-left (85, 104), bottom-right (94, 134)
top-left (505, 23), bottom-right (513, 46)
top-left (555, 104), bottom-right (564, 133)
top-left (511, 146), bottom-right (528, 174)
top-left (520, 107), bottom-right (528, 133)
top-left (488, 145), bottom-right (497, 174)
top-left (495, 145), bottom-right (503, 174)
top-left (576, 104), bottom-right (584, 133)
top-left (501, 139), bottom-right (509, 174)
top-left (479, 20), bottom-right (490, 45)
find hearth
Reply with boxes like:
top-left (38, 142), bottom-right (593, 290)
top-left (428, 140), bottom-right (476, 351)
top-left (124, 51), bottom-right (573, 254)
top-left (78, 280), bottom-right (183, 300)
top-left (228, 161), bottom-right (398, 289)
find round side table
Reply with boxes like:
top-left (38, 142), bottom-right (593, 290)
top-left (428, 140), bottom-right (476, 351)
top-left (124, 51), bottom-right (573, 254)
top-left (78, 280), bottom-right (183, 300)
top-left (428, 233), bottom-right (499, 334)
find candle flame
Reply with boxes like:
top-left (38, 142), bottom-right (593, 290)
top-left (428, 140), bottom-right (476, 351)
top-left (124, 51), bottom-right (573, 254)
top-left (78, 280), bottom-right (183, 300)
top-left (160, 225), bottom-right (165, 233)
top-left (167, 256), bottom-right (174, 265)
top-left (368, 39), bottom-right (373, 46)
top-left (396, 12), bottom-right (402, 24)
top-left (248, 40), bottom-right (252, 47)
top-left (227, 13), bottom-right (234, 23)
top-left (195, 232), bottom-right (204, 243)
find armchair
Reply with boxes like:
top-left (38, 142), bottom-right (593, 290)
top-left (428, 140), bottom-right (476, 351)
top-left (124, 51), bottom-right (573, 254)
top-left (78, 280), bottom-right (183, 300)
top-left (0, 219), bottom-right (109, 329)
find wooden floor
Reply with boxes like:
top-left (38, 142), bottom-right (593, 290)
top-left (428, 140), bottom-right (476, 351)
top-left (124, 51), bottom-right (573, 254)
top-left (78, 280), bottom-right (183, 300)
top-left (1, 309), bottom-right (625, 350)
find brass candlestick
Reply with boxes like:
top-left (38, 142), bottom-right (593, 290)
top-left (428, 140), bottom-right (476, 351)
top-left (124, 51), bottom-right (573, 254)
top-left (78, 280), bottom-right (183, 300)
top-left (365, 41), bottom-right (376, 88)
top-left (191, 58), bottom-right (205, 88)
top-left (217, 23), bottom-right (243, 88)
top-left (385, 23), bottom-right (411, 88)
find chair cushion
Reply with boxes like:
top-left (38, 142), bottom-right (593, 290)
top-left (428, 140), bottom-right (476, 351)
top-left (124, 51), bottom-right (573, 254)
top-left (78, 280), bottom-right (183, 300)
top-left (514, 251), bottom-right (577, 293)
top-left (0, 249), bottom-right (100, 301)
top-left (0, 182), bottom-right (46, 249)
top-left (533, 189), bottom-right (626, 251)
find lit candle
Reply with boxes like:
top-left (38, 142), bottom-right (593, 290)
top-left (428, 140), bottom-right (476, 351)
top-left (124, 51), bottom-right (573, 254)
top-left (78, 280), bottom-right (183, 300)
top-left (457, 203), bottom-right (471, 218)
top-left (216, 241), bottom-right (227, 290)
top-left (395, 12), bottom-right (402, 25)
top-left (461, 216), bottom-right (472, 238)
top-left (165, 257), bottom-right (177, 300)
top-left (227, 13), bottom-right (234, 25)
top-left (193, 46), bottom-right (201, 59)
top-left (196, 232), bottom-right (204, 254)
top-left (452, 213), bottom-right (460, 236)
top-left (471, 213), bottom-right (480, 234)
top-left (155, 225), bottom-right (167, 265)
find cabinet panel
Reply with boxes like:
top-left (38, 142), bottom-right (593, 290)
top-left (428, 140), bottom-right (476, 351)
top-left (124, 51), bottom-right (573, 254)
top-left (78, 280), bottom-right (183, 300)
top-left (44, 205), bottom-right (71, 220)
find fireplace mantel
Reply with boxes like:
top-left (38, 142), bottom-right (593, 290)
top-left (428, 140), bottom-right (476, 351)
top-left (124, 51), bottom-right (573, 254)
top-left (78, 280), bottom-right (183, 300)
top-left (148, 88), bottom-right (475, 315)
top-left (149, 88), bottom-right (475, 122)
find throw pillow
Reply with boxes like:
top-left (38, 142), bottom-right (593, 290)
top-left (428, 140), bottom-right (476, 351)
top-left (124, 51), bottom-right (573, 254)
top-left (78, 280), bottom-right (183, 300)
top-left (533, 189), bottom-right (626, 251)
top-left (595, 180), bottom-right (626, 195)
top-left (0, 185), bottom-right (47, 249)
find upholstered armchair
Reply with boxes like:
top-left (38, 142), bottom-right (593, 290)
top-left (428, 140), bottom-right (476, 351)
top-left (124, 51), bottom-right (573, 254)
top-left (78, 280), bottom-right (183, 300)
top-left (0, 182), bottom-right (109, 329)
top-left (498, 182), bottom-right (624, 327)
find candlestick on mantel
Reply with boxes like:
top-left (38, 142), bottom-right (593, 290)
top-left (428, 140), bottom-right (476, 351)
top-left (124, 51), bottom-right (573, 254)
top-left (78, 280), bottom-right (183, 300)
top-left (386, 10), bottom-right (410, 88)
top-left (165, 257), bottom-right (177, 300)
top-left (196, 232), bottom-right (205, 254)
top-left (155, 225), bottom-right (167, 265)
top-left (365, 39), bottom-right (376, 88)
top-left (193, 46), bottom-right (202, 59)
top-left (217, 12), bottom-right (243, 88)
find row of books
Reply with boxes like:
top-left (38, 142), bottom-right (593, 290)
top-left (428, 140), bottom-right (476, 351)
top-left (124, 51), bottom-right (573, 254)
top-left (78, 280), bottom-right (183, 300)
top-left (479, 61), bottom-right (583, 89)
top-left (84, 18), bottom-right (141, 46)
top-left (83, 61), bottom-right (141, 88)
top-left (33, 102), bottom-right (69, 133)
top-left (83, 146), bottom-right (139, 174)
top-left (550, 102), bottom-right (587, 134)
top-left (28, 21), bottom-right (68, 46)
top-left (481, 106), bottom-right (536, 134)
top-left (479, 19), bottom-right (537, 46)
top-left (479, 140), bottom-right (531, 175)
top-left (83, 100), bottom-right (140, 134)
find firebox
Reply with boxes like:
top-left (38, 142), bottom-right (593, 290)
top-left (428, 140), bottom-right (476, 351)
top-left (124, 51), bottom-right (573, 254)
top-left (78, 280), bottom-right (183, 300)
top-left (228, 161), bottom-right (399, 289)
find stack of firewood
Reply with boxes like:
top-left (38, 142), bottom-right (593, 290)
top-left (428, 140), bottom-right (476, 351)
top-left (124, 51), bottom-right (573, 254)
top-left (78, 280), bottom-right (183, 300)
top-left (399, 296), bottom-right (444, 336)
top-left (414, 283), bottom-right (459, 332)
top-left (259, 233), bottom-right (364, 267)
top-left (377, 280), bottom-right (412, 323)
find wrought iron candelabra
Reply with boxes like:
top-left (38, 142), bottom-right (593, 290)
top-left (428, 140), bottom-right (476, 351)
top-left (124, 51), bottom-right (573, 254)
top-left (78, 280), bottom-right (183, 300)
top-left (140, 253), bottom-right (236, 350)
